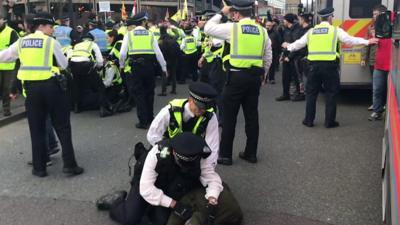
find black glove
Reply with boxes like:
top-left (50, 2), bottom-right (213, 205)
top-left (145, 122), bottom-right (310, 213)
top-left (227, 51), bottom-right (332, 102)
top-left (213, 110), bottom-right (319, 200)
top-left (203, 203), bottom-right (217, 225)
top-left (173, 202), bottom-right (193, 221)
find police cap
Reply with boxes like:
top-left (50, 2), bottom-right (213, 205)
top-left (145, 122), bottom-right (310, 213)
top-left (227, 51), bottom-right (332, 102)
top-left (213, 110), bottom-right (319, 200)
top-left (81, 32), bottom-right (94, 41)
top-left (317, 7), bottom-right (334, 18)
top-left (33, 12), bottom-right (56, 26)
top-left (131, 11), bottom-right (148, 22)
top-left (88, 19), bottom-right (97, 26)
top-left (230, 0), bottom-right (254, 11)
top-left (189, 82), bottom-right (218, 109)
top-left (126, 18), bottom-right (135, 26)
top-left (59, 15), bottom-right (70, 21)
top-left (170, 132), bottom-right (211, 161)
top-left (203, 9), bottom-right (217, 17)
top-left (105, 20), bottom-right (114, 28)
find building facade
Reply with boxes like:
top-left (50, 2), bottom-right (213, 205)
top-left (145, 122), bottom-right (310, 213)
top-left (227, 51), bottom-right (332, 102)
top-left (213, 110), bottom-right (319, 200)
top-left (7, 0), bottom-right (220, 22)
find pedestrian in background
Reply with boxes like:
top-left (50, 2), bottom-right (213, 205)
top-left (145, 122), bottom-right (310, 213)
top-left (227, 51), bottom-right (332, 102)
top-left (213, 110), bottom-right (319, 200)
top-left (265, 20), bottom-right (282, 84)
top-left (369, 5), bottom-right (392, 121)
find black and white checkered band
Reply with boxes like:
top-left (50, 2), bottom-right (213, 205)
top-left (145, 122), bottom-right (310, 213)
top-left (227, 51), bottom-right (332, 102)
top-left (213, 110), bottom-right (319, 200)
top-left (175, 152), bottom-right (199, 162)
top-left (189, 91), bottom-right (212, 104)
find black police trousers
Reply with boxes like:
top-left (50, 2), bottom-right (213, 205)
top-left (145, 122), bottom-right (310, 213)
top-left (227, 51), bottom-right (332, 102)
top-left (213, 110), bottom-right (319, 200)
top-left (208, 58), bottom-right (226, 125)
top-left (109, 185), bottom-right (171, 225)
top-left (24, 78), bottom-right (77, 172)
top-left (125, 57), bottom-right (156, 125)
top-left (70, 62), bottom-right (108, 111)
top-left (304, 61), bottom-right (340, 125)
top-left (180, 52), bottom-right (198, 83)
top-left (219, 70), bottom-right (261, 159)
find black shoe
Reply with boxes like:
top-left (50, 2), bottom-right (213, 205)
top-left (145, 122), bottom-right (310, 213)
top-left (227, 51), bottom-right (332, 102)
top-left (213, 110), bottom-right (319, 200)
top-left (302, 120), bottom-right (314, 127)
top-left (96, 190), bottom-right (128, 211)
top-left (3, 110), bottom-right (11, 117)
top-left (48, 147), bottom-right (60, 156)
top-left (291, 95), bottom-right (305, 102)
top-left (27, 159), bottom-right (53, 167)
top-left (275, 95), bottom-right (290, 101)
top-left (32, 169), bottom-right (48, 178)
top-left (269, 80), bottom-right (276, 84)
top-left (217, 157), bottom-right (233, 166)
top-left (135, 123), bottom-right (149, 129)
top-left (157, 92), bottom-right (167, 96)
top-left (63, 166), bottom-right (84, 176)
top-left (238, 152), bottom-right (257, 163)
top-left (325, 121), bottom-right (340, 128)
top-left (99, 107), bottom-right (113, 118)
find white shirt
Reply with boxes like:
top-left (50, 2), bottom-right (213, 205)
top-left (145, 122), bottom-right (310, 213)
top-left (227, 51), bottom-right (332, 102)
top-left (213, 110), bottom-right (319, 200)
top-left (70, 41), bottom-right (104, 68)
top-left (287, 21), bottom-right (370, 52)
top-left (139, 144), bottom-right (223, 208)
top-left (0, 30), bottom-right (68, 70)
top-left (119, 26), bottom-right (167, 72)
top-left (147, 101), bottom-right (220, 169)
top-left (204, 15), bottom-right (272, 75)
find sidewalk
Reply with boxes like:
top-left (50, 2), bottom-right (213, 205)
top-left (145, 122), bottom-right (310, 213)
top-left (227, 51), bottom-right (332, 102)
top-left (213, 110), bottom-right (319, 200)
top-left (0, 96), bottom-right (26, 127)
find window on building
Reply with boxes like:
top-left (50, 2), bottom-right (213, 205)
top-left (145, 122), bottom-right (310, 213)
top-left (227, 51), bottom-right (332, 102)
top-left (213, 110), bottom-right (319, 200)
top-left (350, 0), bottom-right (381, 18)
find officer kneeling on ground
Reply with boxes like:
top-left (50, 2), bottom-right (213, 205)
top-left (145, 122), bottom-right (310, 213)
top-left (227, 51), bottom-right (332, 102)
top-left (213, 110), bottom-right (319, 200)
top-left (98, 132), bottom-right (242, 225)
top-left (147, 82), bottom-right (220, 169)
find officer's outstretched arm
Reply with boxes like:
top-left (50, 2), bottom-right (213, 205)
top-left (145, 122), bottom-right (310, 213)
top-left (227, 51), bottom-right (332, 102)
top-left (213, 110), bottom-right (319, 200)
top-left (0, 41), bottom-right (19, 63)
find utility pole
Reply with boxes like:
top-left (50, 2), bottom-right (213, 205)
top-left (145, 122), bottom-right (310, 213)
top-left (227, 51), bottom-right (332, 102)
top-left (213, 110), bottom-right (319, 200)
top-left (25, 0), bottom-right (29, 14)
top-left (68, 0), bottom-right (73, 27)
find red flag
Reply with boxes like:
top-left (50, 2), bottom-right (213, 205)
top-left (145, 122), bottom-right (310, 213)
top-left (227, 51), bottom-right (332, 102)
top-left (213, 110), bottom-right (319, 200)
top-left (131, 0), bottom-right (137, 17)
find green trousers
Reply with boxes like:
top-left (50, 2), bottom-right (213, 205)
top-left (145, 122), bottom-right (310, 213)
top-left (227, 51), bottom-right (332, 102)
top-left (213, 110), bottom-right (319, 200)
top-left (167, 184), bottom-right (243, 225)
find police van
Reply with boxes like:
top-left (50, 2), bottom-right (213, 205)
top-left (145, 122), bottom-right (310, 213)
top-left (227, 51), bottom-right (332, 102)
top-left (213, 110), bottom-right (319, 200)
top-left (311, 0), bottom-right (394, 88)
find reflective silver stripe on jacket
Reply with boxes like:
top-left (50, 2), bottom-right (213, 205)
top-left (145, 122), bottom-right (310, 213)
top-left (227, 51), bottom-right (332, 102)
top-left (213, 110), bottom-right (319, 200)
top-left (19, 37), bottom-right (53, 71)
top-left (230, 23), bottom-right (264, 60)
top-left (308, 27), bottom-right (338, 55)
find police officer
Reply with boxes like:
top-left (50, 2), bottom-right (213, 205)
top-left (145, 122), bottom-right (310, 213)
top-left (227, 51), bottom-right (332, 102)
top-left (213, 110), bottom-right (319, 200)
top-left (119, 12), bottom-right (167, 129)
top-left (108, 132), bottom-right (242, 225)
top-left (147, 82), bottom-right (219, 168)
top-left (53, 16), bottom-right (73, 48)
top-left (0, 10), bottom-right (19, 117)
top-left (70, 33), bottom-right (111, 117)
top-left (205, 0), bottom-right (272, 165)
top-left (88, 19), bottom-right (108, 54)
top-left (0, 12), bottom-right (84, 177)
top-left (180, 26), bottom-right (199, 83)
top-left (282, 7), bottom-right (378, 128)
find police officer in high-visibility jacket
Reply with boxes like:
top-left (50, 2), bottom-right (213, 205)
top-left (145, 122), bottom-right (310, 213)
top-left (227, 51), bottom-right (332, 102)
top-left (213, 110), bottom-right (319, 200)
top-left (0, 12), bottom-right (84, 177)
top-left (70, 33), bottom-right (111, 117)
top-left (0, 11), bottom-right (19, 117)
top-left (53, 16), bottom-right (73, 48)
top-left (88, 19), bottom-right (108, 55)
top-left (180, 27), bottom-right (199, 83)
top-left (147, 82), bottom-right (220, 168)
top-left (282, 7), bottom-right (379, 128)
top-left (205, 0), bottom-right (272, 165)
top-left (119, 12), bottom-right (167, 129)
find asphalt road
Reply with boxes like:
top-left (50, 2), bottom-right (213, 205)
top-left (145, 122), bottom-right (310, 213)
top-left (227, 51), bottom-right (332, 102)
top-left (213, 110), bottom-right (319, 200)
top-left (0, 77), bottom-right (384, 225)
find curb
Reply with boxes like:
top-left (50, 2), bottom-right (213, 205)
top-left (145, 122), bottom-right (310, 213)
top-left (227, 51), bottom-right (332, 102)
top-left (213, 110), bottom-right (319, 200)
top-left (0, 106), bottom-right (26, 128)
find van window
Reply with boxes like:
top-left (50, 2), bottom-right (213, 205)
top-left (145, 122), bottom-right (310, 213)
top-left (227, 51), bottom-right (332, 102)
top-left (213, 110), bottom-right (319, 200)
top-left (350, 0), bottom-right (382, 18)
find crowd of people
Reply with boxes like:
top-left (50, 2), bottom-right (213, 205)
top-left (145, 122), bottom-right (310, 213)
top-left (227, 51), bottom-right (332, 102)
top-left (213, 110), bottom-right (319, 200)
top-left (0, 0), bottom-right (391, 224)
